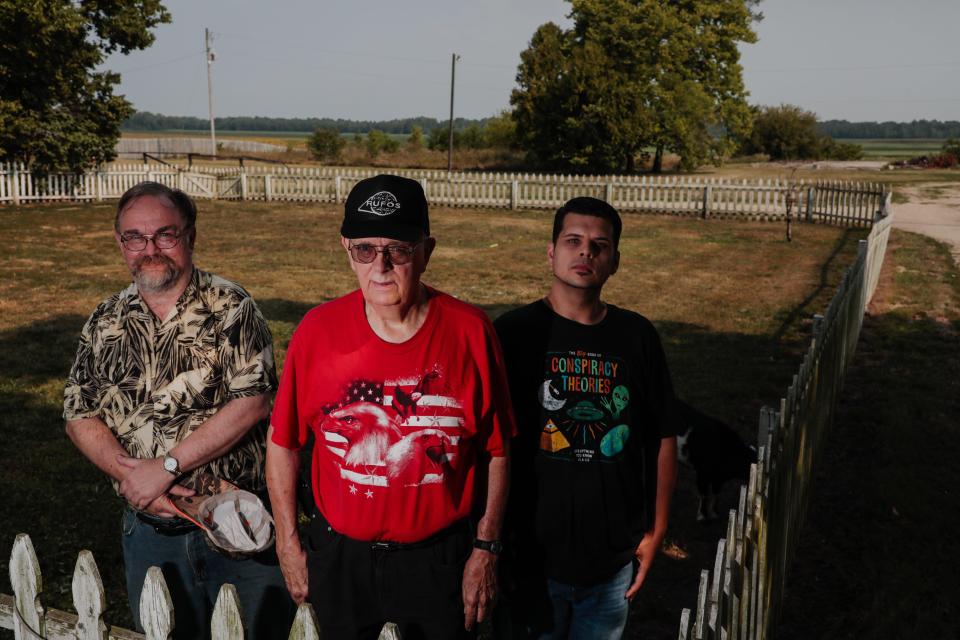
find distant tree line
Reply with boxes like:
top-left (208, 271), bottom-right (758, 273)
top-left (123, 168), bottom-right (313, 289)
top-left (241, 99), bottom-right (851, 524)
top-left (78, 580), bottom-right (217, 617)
top-left (818, 120), bottom-right (960, 139)
top-left (123, 111), bottom-right (492, 134)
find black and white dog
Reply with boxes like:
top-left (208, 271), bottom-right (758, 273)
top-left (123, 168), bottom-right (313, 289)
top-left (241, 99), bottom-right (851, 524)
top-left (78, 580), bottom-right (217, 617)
top-left (675, 398), bottom-right (757, 523)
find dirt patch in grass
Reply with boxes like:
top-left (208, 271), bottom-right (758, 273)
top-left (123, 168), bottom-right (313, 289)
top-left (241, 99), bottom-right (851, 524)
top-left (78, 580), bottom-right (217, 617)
top-left (0, 201), bottom-right (865, 634)
top-left (775, 230), bottom-right (960, 639)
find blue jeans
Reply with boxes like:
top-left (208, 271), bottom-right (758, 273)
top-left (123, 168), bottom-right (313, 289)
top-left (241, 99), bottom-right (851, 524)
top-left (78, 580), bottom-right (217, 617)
top-left (537, 562), bottom-right (634, 640)
top-left (121, 508), bottom-right (294, 640)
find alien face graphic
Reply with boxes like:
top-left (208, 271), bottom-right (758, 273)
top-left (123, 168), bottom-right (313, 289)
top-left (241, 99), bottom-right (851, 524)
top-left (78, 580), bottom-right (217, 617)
top-left (611, 385), bottom-right (629, 417)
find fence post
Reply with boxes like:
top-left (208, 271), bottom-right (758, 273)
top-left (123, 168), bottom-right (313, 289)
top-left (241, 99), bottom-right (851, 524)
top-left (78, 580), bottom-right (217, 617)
top-left (812, 313), bottom-right (824, 339)
top-left (420, 178), bottom-right (428, 202)
top-left (139, 566), bottom-right (173, 640)
top-left (335, 176), bottom-right (342, 203)
top-left (240, 171), bottom-right (248, 201)
top-left (211, 584), bottom-right (244, 640)
top-left (72, 550), bottom-right (107, 640)
top-left (511, 180), bottom-right (518, 210)
top-left (702, 185), bottom-right (711, 219)
top-left (11, 163), bottom-right (20, 206)
top-left (288, 603), bottom-right (321, 640)
top-left (604, 181), bottom-right (613, 205)
top-left (806, 186), bottom-right (815, 222)
top-left (10, 534), bottom-right (44, 640)
top-left (264, 175), bottom-right (273, 202)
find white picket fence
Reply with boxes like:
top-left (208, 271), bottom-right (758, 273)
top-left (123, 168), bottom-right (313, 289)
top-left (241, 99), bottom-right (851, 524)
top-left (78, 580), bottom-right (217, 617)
top-left (0, 162), bottom-right (885, 226)
top-left (677, 195), bottom-right (894, 639)
top-left (116, 138), bottom-right (286, 156)
top-left (0, 534), bottom-right (399, 640)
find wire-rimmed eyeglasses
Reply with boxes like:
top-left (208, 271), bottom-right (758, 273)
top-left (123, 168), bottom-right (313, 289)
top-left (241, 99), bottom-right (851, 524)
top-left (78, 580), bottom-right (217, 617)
top-left (347, 241), bottom-right (423, 265)
top-left (119, 227), bottom-right (192, 252)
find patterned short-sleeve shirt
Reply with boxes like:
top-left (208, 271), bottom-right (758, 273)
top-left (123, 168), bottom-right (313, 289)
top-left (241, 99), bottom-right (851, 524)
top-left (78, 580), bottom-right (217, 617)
top-left (64, 268), bottom-right (277, 493)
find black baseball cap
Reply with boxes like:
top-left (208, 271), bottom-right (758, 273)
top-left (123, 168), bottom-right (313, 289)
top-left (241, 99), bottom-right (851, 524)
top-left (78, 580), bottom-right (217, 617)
top-left (341, 174), bottom-right (430, 242)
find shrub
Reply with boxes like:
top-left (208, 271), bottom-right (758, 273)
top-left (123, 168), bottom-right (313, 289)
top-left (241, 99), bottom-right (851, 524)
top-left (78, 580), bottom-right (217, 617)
top-left (365, 129), bottom-right (400, 158)
top-left (306, 127), bottom-right (345, 162)
top-left (740, 104), bottom-right (864, 161)
top-left (484, 111), bottom-right (517, 149)
top-left (427, 125), bottom-right (456, 151)
top-left (821, 139), bottom-right (864, 161)
top-left (407, 126), bottom-right (424, 149)
top-left (740, 105), bottom-right (823, 160)
top-left (941, 138), bottom-right (960, 162)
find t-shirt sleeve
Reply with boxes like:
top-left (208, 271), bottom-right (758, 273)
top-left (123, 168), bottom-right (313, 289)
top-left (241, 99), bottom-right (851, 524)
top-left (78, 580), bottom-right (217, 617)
top-left (270, 324), bottom-right (306, 450)
top-left (476, 316), bottom-right (518, 457)
top-left (221, 295), bottom-right (277, 400)
top-left (63, 312), bottom-right (101, 421)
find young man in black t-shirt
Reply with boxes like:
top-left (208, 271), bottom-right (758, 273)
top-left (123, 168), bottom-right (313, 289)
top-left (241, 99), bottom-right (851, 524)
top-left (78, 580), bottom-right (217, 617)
top-left (495, 197), bottom-right (678, 639)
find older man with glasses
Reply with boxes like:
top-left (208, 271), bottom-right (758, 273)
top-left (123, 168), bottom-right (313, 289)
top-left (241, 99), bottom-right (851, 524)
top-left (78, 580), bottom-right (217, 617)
top-left (267, 174), bottom-right (516, 640)
top-left (64, 182), bottom-right (293, 639)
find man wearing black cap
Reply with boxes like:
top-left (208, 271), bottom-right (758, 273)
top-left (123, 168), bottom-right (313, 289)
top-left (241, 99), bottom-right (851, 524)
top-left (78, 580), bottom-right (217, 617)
top-left (266, 174), bottom-right (516, 639)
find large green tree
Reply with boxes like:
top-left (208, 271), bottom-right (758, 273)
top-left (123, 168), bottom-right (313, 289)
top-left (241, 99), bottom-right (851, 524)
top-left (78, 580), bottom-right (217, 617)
top-left (0, 1), bottom-right (169, 173)
top-left (511, 0), bottom-right (759, 173)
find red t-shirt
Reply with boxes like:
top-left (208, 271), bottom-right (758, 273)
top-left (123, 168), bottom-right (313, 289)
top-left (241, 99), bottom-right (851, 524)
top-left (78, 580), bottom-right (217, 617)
top-left (271, 287), bottom-right (516, 542)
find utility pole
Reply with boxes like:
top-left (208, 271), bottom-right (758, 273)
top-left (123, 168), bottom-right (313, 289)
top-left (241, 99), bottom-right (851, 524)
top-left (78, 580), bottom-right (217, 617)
top-left (447, 53), bottom-right (460, 174)
top-left (205, 28), bottom-right (217, 157)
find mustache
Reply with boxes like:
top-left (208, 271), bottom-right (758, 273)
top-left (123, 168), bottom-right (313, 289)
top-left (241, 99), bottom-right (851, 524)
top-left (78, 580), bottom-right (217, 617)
top-left (134, 255), bottom-right (176, 270)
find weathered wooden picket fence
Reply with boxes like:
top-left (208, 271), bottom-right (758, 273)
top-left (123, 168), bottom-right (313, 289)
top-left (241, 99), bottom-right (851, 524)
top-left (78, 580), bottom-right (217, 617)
top-left (677, 194), bottom-right (894, 639)
top-left (0, 534), bottom-right (399, 640)
top-left (0, 162), bottom-right (885, 227)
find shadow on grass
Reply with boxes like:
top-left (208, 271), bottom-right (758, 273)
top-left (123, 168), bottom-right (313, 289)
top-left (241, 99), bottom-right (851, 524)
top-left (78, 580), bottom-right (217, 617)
top-left (777, 312), bottom-right (960, 639)
top-left (256, 298), bottom-right (319, 327)
top-left (0, 315), bottom-right (131, 627)
top-left (771, 228), bottom-right (858, 342)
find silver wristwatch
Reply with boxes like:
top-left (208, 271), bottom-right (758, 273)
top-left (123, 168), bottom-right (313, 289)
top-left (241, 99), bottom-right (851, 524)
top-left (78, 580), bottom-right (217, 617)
top-left (162, 454), bottom-right (181, 476)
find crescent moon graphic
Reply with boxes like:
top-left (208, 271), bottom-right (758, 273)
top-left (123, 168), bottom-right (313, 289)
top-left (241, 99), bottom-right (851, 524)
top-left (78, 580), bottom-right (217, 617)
top-left (538, 380), bottom-right (567, 411)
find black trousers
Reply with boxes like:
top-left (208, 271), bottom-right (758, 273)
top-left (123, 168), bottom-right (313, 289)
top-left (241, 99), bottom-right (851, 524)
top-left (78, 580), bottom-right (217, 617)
top-left (305, 514), bottom-right (473, 640)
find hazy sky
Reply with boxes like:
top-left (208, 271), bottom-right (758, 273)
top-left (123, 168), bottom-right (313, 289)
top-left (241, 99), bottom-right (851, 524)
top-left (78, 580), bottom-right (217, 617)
top-left (102, 0), bottom-right (960, 123)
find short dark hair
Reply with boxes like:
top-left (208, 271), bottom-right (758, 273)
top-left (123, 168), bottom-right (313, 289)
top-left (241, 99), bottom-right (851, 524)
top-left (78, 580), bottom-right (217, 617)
top-left (552, 197), bottom-right (622, 248)
top-left (115, 182), bottom-right (197, 231)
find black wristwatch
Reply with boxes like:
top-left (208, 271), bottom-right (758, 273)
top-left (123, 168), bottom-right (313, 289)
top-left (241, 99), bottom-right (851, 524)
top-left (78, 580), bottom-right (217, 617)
top-left (473, 538), bottom-right (503, 555)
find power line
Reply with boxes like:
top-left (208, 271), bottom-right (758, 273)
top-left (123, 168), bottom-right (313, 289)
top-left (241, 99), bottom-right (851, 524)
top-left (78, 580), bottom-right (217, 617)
top-left (801, 97), bottom-right (960, 104)
top-left (749, 61), bottom-right (960, 73)
top-left (109, 51), bottom-right (205, 74)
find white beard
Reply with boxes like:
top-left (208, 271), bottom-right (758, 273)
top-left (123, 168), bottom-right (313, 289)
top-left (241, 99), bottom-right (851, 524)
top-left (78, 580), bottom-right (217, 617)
top-left (133, 259), bottom-right (181, 294)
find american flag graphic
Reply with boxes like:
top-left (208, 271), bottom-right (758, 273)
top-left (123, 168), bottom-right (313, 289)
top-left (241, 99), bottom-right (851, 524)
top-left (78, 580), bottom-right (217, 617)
top-left (319, 371), bottom-right (464, 489)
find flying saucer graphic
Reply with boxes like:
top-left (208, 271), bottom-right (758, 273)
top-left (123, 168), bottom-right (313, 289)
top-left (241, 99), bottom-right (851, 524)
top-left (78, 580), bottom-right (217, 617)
top-left (562, 400), bottom-right (607, 445)
top-left (566, 401), bottom-right (604, 421)
top-left (600, 424), bottom-right (630, 457)
top-left (538, 379), bottom-right (567, 411)
top-left (540, 419), bottom-right (571, 453)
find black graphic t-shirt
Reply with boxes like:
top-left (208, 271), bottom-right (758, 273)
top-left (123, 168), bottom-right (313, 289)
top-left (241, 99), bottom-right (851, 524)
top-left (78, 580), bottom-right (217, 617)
top-left (495, 300), bottom-right (676, 585)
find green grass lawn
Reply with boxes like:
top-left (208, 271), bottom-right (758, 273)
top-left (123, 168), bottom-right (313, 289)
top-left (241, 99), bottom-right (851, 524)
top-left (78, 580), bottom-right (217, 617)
top-left (836, 138), bottom-right (947, 159)
top-left (0, 201), bottom-right (865, 634)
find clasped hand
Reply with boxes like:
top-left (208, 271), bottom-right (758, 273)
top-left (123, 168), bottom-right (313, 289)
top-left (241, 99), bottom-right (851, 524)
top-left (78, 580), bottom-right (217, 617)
top-left (116, 455), bottom-right (194, 517)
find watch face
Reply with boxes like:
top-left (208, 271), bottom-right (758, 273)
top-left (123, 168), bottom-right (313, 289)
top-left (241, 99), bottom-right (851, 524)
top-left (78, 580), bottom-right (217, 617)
top-left (474, 539), bottom-right (502, 554)
top-left (163, 456), bottom-right (178, 473)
